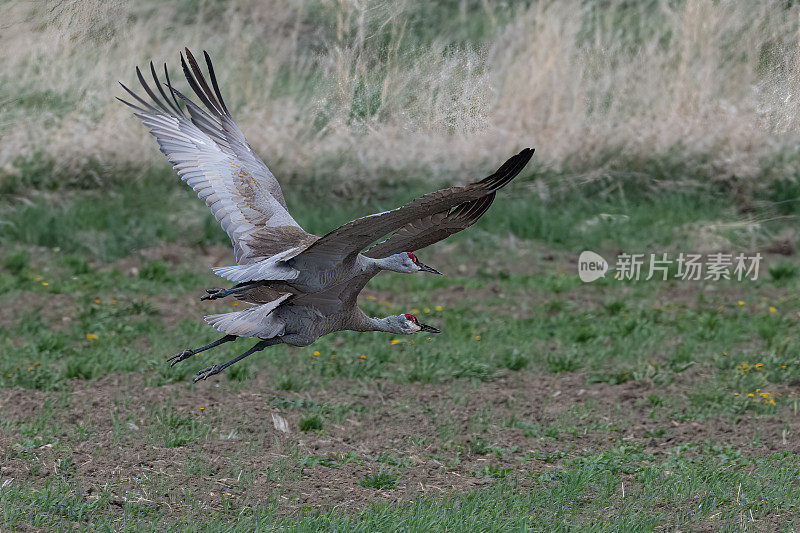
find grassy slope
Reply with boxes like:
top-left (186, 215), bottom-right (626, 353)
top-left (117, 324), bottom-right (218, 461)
top-left (3, 167), bottom-right (800, 529)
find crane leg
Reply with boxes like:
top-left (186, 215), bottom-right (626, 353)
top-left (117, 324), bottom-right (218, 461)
top-left (167, 334), bottom-right (236, 367)
top-left (194, 337), bottom-right (281, 382)
top-left (201, 281), bottom-right (263, 301)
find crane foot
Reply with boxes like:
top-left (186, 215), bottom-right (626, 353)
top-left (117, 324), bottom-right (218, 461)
top-left (200, 288), bottom-right (226, 301)
top-left (167, 349), bottom-right (194, 366)
top-left (194, 365), bottom-right (222, 382)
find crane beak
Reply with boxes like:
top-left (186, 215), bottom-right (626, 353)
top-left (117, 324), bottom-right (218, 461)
top-left (418, 322), bottom-right (440, 333)
top-left (418, 262), bottom-right (443, 275)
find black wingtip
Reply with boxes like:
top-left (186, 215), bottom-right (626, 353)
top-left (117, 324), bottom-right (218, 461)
top-left (181, 47), bottom-right (224, 116)
top-left (478, 147), bottom-right (535, 191)
top-left (203, 49), bottom-right (230, 116)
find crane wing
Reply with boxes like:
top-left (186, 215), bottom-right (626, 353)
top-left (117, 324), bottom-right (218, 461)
top-left (289, 148), bottom-right (534, 269)
top-left (364, 193), bottom-right (496, 259)
top-left (291, 194), bottom-right (497, 316)
top-left (287, 194), bottom-right (499, 316)
top-left (118, 49), bottom-right (311, 264)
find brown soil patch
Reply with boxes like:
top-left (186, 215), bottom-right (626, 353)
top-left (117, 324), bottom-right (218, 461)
top-left (0, 292), bottom-right (76, 332)
top-left (1, 368), bottom-right (797, 518)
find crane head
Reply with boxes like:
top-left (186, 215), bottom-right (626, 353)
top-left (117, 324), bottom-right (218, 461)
top-left (403, 313), bottom-right (440, 333)
top-left (378, 253), bottom-right (442, 275)
top-left (385, 313), bottom-right (439, 334)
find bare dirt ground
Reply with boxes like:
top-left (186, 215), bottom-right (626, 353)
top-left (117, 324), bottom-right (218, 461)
top-left (1, 367), bottom-right (797, 516)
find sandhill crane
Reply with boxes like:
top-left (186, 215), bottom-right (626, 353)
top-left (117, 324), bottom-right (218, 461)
top-left (118, 50), bottom-right (532, 302)
top-left (118, 49), bottom-right (534, 381)
top-left (210, 147), bottom-right (532, 300)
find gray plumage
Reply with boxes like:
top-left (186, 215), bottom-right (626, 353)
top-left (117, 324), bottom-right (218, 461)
top-left (120, 48), bottom-right (533, 381)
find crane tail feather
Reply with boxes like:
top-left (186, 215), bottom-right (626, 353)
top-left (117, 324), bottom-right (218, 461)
top-left (205, 293), bottom-right (291, 338)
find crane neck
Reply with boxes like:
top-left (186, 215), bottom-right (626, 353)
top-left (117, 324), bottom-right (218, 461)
top-left (369, 255), bottom-right (404, 273)
top-left (367, 315), bottom-right (393, 332)
top-left (353, 310), bottom-right (396, 333)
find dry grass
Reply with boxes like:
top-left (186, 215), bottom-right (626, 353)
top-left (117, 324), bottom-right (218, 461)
top-left (2, 0), bottom-right (800, 187)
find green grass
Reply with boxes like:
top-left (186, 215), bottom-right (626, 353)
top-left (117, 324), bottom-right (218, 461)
top-left (298, 414), bottom-right (324, 432)
top-left (3, 149), bottom-right (787, 261)
top-left (4, 215), bottom-right (800, 406)
top-left (2, 447), bottom-right (799, 530)
top-left (358, 470), bottom-right (399, 490)
top-left (4, 155), bottom-right (800, 529)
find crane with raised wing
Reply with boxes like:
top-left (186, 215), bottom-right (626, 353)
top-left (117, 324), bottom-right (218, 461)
top-left (118, 49), bottom-right (534, 381)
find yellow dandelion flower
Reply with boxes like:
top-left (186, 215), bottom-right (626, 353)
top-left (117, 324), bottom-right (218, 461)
top-left (41, 282), bottom-right (48, 286)
top-left (760, 392), bottom-right (770, 398)
top-left (733, 392), bottom-right (739, 396)
top-left (782, 365), bottom-right (787, 369)
top-left (200, 407), bottom-right (205, 411)
top-left (359, 354), bottom-right (366, 359)
top-left (722, 352), bottom-right (728, 356)
top-left (738, 300), bottom-right (745, 306)
top-left (85, 333), bottom-right (98, 340)
top-left (27, 367), bottom-right (32, 371)
top-left (748, 393), bottom-right (754, 397)
top-left (770, 307), bottom-right (778, 313)
top-left (424, 307), bottom-right (430, 313)
top-left (94, 298), bottom-right (101, 304)
top-left (755, 363), bottom-right (764, 368)
top-left (411, 308), bottom-right (420, 315)
top-left (767, 399), bottom-right (776, 406)
top-left (475, 335), bottom-right (481, 341)
top-left (313, 351), bottom-right (320, 356)
top-left (756, 388), bottom-right (761, 392)
top-left (435, 305), bottom-right (443, 311)
top-left (426, 337), bottom-right (432, 341)
top-left (390, 339), bottom-right (400, 345)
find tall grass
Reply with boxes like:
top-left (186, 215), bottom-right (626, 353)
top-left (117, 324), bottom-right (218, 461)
top-left (2, 0), bottom-right (800, 190)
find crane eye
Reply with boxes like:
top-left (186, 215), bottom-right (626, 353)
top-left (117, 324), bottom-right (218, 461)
top-left (406, 252), bottom-right (418, 263)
